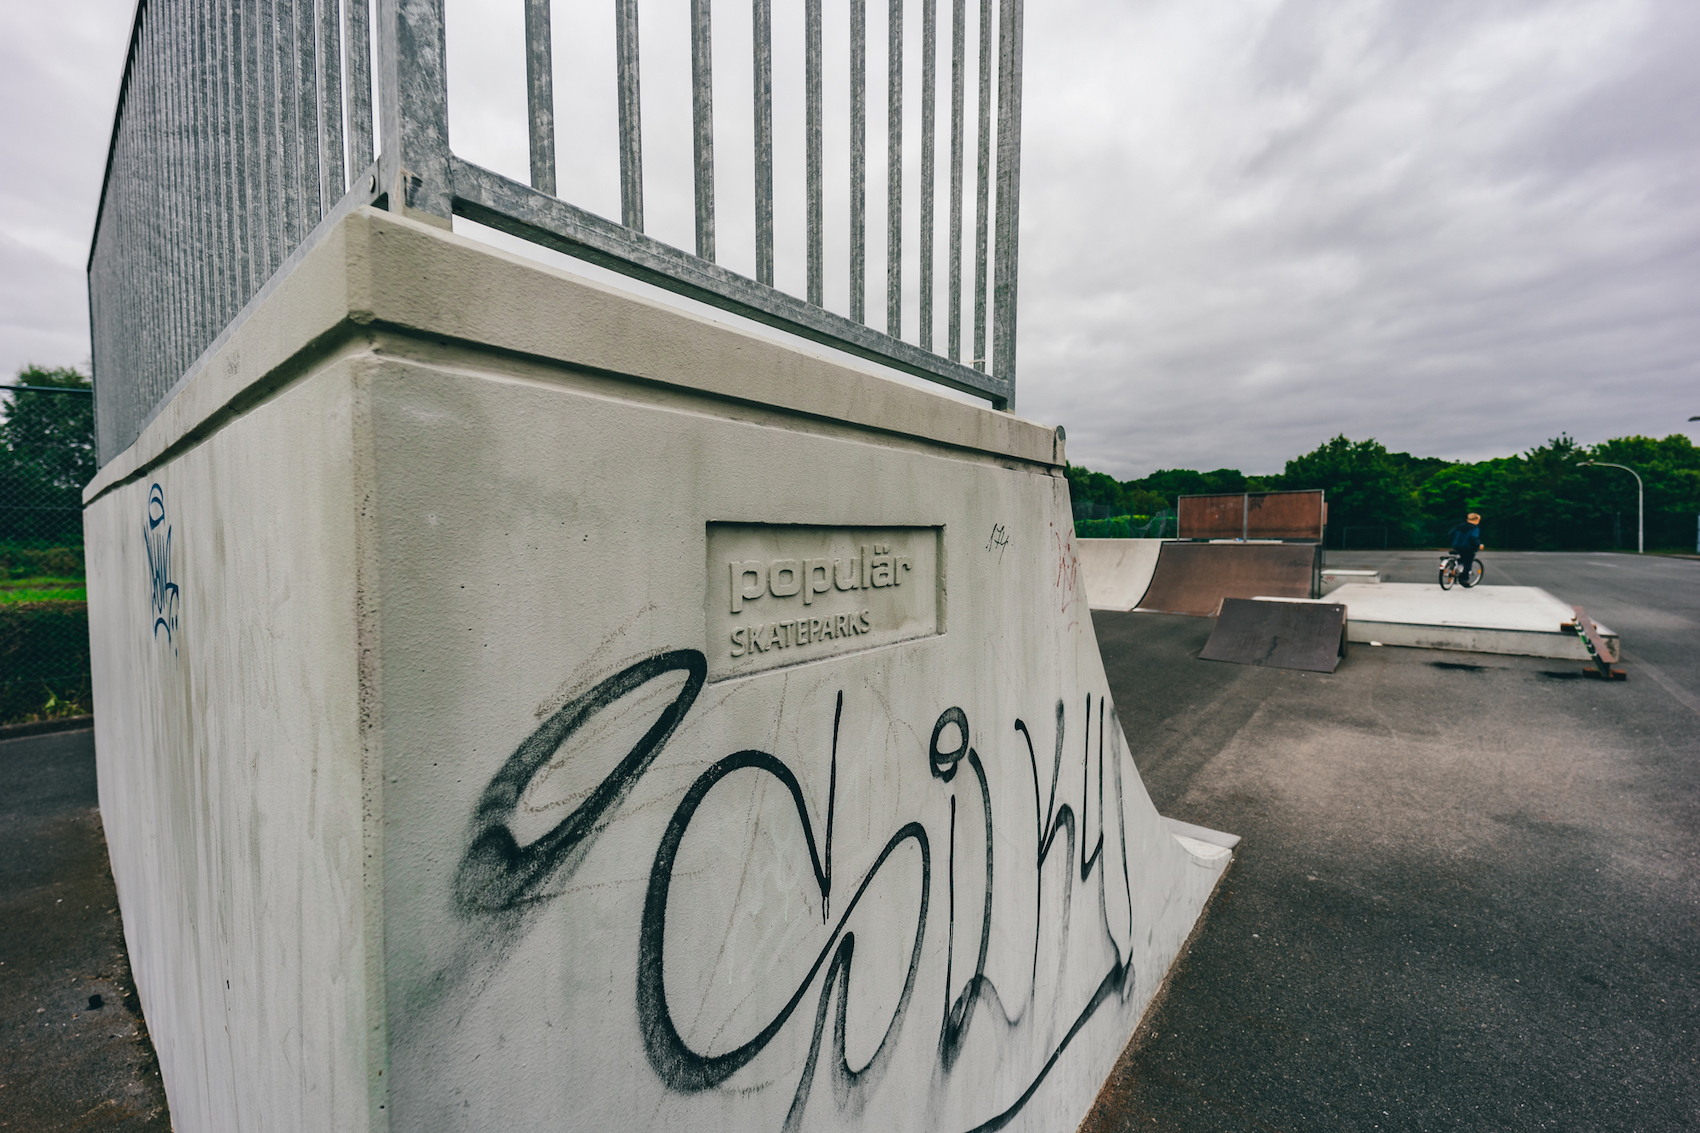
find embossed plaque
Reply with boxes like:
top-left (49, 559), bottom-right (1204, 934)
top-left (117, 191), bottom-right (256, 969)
top-left (706, 524), bottom-right (942, 679)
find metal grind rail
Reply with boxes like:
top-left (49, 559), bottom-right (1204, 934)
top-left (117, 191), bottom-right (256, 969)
top-left (89, 0), bottom-right (1026, 467)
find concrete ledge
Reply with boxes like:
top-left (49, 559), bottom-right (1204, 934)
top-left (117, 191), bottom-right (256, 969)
top-left (1321, 569), bottom-right (1380, 593)
top-left (88, 209), bottom-right (1061, 504)
top-left (1263, 583), bottom-right (1617, 661)
top-left (1161, 816), bottom-right (1242, 850)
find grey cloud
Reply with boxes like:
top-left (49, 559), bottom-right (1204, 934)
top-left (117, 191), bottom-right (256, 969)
top-left (2, 0), bottom-right (1694, 480)
top-left (1019, 0), bottom-right (1700, 478)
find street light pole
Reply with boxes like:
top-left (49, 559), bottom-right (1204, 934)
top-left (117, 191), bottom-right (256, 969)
top-left (1581, 461), bottom-right (1643, 554)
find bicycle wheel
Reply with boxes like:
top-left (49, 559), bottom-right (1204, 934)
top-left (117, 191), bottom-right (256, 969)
top-left (1438, 560), bottom-right (1455, 590)
top-left (1462, 560), bottom-right (1484, 588)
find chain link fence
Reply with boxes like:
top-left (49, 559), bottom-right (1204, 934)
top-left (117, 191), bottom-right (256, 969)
top-left (0, 372), bottom-right (93, 726)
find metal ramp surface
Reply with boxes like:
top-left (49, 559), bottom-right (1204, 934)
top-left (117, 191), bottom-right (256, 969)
top-left (1200, 598), bottom-right (1348, 673)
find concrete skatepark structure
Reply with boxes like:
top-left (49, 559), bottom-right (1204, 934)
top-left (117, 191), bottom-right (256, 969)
top-left (84, 210), bottom-right (1232, 1132)
top-left (1302, 583), bottom-right (1617, 661)
top-left (1078, 541), bottom-right (1614, 665)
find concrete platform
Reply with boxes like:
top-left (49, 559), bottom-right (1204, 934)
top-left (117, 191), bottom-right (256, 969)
top-left (1266, 583), bottom-right (1616, 661)
top-left (1320, 568), bottom-right (1379, 593)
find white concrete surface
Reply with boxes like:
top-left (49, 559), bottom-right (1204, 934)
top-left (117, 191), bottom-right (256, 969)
top-left (1320, 569), bottom-right (1380, 594)
top-left (1078, 540), bottom-right (1165, 611)
top-left (1268, 583), bottom-right (1615, 661)
top-left (85, 209), bottom-right (1230, 1133)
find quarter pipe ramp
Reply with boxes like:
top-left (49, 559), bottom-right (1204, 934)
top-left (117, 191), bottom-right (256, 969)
top-left (1136, 542), bottom-right (1319, 617)
top-left (1079, 539), bottom-right (1166, 610)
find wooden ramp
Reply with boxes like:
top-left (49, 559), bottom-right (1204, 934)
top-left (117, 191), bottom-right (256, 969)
top-left (1136, 542), bottom-right (1318, 616)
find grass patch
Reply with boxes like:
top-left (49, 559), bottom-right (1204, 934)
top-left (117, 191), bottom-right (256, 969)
top-left (0, 577), bottom-right (86, 602)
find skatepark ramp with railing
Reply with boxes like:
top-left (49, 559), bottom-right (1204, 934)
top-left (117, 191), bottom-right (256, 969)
top-left (83, 6), bottom-right (1235, 1132)
top-left (89, 0), bottom-right (1029, 466)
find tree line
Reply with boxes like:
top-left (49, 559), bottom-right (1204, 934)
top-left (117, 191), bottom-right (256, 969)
top-left (1067, 433), bottom-right (1700, 551)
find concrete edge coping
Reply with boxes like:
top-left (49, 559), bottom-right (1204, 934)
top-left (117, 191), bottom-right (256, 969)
top-left (1161, 815), bottom-right (1242, 850)
top-left (88, 208), bottom-right (1064, 503)
top-left (0, 715), bottom-right (95, 743)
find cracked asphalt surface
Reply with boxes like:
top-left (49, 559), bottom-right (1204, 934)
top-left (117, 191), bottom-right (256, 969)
top-left (1084, 551), bottom-right (1700, 1132)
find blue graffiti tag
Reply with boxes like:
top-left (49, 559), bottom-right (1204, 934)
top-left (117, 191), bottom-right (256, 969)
top-left (145, 484), bottom-right (180, 651)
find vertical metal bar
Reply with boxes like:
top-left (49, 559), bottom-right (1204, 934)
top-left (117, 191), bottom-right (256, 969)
top-left (164, 2), bottom-right (195, 377)
top-left (752, 0), bottom-right (773, 286)
top-left (214, 0), bottom-right (242, 319)
top-left (972, 0), bottom-right (991, 371)
top-left (690, 0), bottom-right (714, 258)
top-left (346, 0), bottom-right (374, 171)
top-left (886, 0), bottom-right (901, 338)
top-left (153, 18), bottom-right (176, 394)
top-left (190, 0), bottom-right (223, 334)
top-left (849, 0), bottom-right (865, 323)
top-left (377, 0), bottom-right (453, 222)
top-left (990, 0), bottom-right (1021, 397)
top-left (524, 0), bottom-right (556, 194)
top-left (614, 0), bottom-right (644, 231)
top-left (804, 0), bottom-right (822, 304)
top-left (135, 24), bottom-right (159, 391)
top-left (230, 0), bottom-right (256, 298)
top-left (320, 0), bottom-right (347, 198)
top-left (297, 0), bottom-right (324, 227)
top-left (261, 0), bottom-right (286, 273)
top-left (919, 0), bottom-right (935, 351)
top-left (242, 0), bottom-right (271, 277)
top-left (136, 31), bottom-right (155, 403)
top-left (947, 0), bottom-right (963, 361)
top-left (278, 0), bottom-right (303, 247)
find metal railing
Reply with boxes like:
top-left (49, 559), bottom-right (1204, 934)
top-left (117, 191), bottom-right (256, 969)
top-left (90, 0), bottom-right (1026, 466)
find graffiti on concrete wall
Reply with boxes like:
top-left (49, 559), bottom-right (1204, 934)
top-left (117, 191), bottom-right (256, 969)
top-left (144, 483), bottom-right (179, 653)
top-left (451, 647), bottom-right (1150, 1132)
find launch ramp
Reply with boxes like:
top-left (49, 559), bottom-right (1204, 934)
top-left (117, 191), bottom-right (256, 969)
top-left (1200, 598), bottom-right (1348, 673)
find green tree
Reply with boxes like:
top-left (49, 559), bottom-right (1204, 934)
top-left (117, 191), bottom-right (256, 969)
top-left (0, 366), bottom-right (96, 545)
top-left (1271, 435), bottom-right (1424, 547)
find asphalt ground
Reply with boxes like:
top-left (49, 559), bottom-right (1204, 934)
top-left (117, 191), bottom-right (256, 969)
top-left (1086, 551), bottom-right (1700, 1132)
top-left (0, 726), bottom-right (169, 1131)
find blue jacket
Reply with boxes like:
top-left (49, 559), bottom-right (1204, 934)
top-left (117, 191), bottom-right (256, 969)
top-left (1448, 522), bottom-right (1481, 552)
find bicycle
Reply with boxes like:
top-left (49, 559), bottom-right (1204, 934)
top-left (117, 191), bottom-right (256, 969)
top-left (1438, 552), bottom-right (1483, 590)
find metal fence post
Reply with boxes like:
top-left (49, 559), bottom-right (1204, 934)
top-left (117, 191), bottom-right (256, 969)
top-left (989, 0), bottom-right (1022, 408)
top-left (377, 0), bottom-right (453, 225)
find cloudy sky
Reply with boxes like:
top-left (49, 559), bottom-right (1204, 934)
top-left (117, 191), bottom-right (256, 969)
top-left (4, 0), bottom-right (1696, 477)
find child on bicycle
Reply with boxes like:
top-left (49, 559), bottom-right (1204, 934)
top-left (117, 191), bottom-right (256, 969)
top-left (1447, 512), bottom-right (1484, 583)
